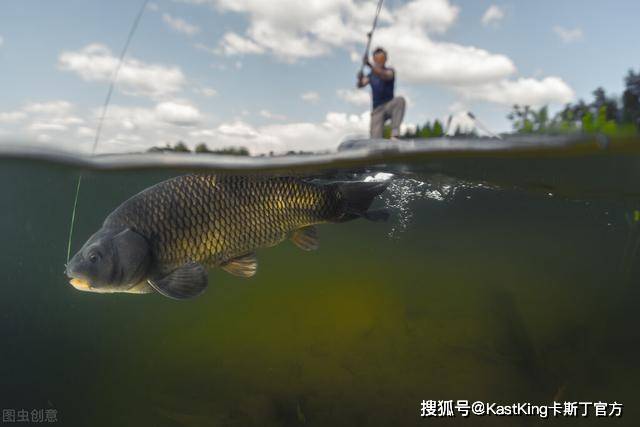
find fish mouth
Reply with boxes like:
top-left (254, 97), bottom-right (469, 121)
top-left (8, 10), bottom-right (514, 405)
top-left (68, 277), bottom-right (123, 294)
top-left (69, 277), bottom-right (94, 292)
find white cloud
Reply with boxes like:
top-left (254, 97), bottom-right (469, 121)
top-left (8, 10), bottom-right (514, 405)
top-left (204, 0), bottom-right (362, 61)
top-left (447, 101), bottom-right (468, 114)
top-left (76, 126), bottom-right (94, 138)
top-left (193, 0), bottom-right (372, 61)
top-left (21, 101), bottom-right (82, 131)
top-left (553, 26), bottom-right (584, 44)
top-left (194, 42), bottom-right (218, 56)
top-left (195, 0), bottom-right (516, 86)
top-left (36, 134), bottom-right (52, 143)
top-left (0, 111), bottom-right (27, 123)
top-left (173, 0), bottom-right (211, 4)
top-left (87, 101), bottom-right (205, 151)
top-left (96, 105), bottom-right (158, 132)
top-left (394, 0), bottom-right (459, 34)
top-left (0, 101), bottom-right (88, 141)
top-left (189, 129), bottom-right (216, 138)
top-left (23, 101), bottom-right (73, 115)
top-left (301, 91), bottom-right (320, 103)
top-left (177, 0), bottom-right (574, 110)
top-left (257, 111), bottom-right (370, 153)
top-left (461, 76), bottom-right (575, 107)
top-left (162, 13), bottom-right (200, 36)
top-left (374, 26), bottom-right (515, 85)
top-left (155, 101), bottom-right (203, 126)
top-left (195, 86), bottom-right (217, 97)
top-left (337, 88), bottom-right (370, 107)
top-left (4, 98), bottom-right (365, 155)
top-left (58, 44), bottom-right (186, 99)
top-left (43, 116), bottom-right (83, 126)
top-left (218, 32), bottom-right (265, 55)
top-left (1, 97), bottom-right (208, 153)
top-left (135, 1), bottom-right (580, 118)
top-left (481, 5), bottom-right (505, 27)
top-left (204, 111), bottom-right (370, 154)
top-left (0, 35), bottom-right (4, 47)
top-left (310, 13), bottom-right (364, 47)
top-left (28, 122), bottom-right (69, 132)
top-left (217, 120), bottom-right (261, 139)
top-left (99, 101), bottom-right (203, 130)
top-left (259, 109), bottom-right (287, 120)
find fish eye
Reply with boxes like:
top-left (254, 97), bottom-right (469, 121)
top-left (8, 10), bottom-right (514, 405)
top-left (88, 252), bottom-right (100, 263)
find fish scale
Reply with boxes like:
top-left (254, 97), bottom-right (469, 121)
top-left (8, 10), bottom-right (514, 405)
top-left (104, 174), bottom-right (341, 273)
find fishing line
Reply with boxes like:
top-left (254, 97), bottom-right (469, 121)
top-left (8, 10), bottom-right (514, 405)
top-left (66, 0), bottom-right (150, 263)
top-left (467, 111), bottom-right (503, 140)
top-left (66, 175), bottom-right (84, 264)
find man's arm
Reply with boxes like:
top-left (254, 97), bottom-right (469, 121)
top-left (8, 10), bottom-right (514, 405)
top-left (356, 71), bottom-right (370, 88)
top-left (371, 65), bottom-right (394, 81)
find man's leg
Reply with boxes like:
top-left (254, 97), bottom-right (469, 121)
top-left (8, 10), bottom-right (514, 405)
top-left (370, 106), bottom-right (385, 139)
top-left (388, 96), bottom-right (406, 137)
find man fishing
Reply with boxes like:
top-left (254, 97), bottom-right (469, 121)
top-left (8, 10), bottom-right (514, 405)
top-left (357, 47), bottom-right (406, 139)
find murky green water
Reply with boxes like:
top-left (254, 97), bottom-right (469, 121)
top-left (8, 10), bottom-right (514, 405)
top-left (2, 146), bottom-right (639, 426)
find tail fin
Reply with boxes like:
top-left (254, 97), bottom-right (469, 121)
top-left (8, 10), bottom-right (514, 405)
top-left (335, 181), bottom-right (389, 222)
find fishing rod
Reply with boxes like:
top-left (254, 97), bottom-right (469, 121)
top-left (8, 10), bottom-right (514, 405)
top-left (359, 0), bottom-right (385, 76)
top-left (66, 0), bottom-right (150, 263)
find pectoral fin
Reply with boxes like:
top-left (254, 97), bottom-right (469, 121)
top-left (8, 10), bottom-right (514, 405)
top-left (221, 253), bottom-right (258, 278)
top-left (291, 226), bottom-right (319, 251)
top-left (148, 262), bottom-right (208, 300)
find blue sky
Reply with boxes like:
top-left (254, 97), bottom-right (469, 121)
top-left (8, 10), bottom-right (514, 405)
top-left (1, 0), bottom-right (639, 154)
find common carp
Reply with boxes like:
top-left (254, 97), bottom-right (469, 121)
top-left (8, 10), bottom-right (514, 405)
top-left (65, 174), bottom-right (388, 300)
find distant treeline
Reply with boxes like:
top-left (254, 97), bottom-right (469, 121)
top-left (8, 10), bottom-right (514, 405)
top-left (507, 68), bottom-right (640, 136)
top-left (401, 120), bottom-right (478, 139)
top-left (147, 142), bottom-right (318, 157)
top-left (148, 142), bottom-right (250, 156)
top-left (400, 68), bottom-right (640, 139)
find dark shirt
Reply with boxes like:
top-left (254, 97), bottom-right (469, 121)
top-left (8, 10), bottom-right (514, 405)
top-left (368, 67), bottom-right (395, 109)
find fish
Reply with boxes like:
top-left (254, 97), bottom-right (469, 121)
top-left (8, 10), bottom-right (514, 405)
top-left (65, 174), bottom-right (389, 300)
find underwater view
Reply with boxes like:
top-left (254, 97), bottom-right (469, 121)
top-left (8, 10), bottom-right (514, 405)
top-left (3, 0), bottom-right (640, 425)
top-left (2, 137), bottom-right (640, 426)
